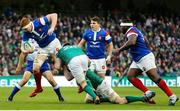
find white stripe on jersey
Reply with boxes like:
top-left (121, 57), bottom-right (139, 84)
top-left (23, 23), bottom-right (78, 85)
top-left (93, 32), bottom-right (97, 41)
top-left (39, 17), bottom-right (45, 25)
top-left (105, 35), bottom-right (111, 40)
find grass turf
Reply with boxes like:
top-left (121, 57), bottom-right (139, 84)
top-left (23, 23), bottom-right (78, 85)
top-left (0, 87), bottom-right (179, 110)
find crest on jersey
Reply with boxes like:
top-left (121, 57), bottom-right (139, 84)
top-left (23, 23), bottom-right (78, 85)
top-left (98, 36), bottom-right (102, 40)
top-left (56, 48), bottom-right (60, 51)
top-left (39, 28), bottom-right (42, 32)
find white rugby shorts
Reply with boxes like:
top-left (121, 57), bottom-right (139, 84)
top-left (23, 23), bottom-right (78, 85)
top-left (89, 58), bottom-right (107, 74)
top-left (129, 52), bottom-right (157, 72)
top-left (67, 55), bottom-right (89, 84)
top-left (38, 38), bottom-right (61, 55)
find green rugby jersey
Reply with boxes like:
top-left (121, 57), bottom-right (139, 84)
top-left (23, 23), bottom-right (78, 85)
top-left (57, 45), bottom-right (85, 64)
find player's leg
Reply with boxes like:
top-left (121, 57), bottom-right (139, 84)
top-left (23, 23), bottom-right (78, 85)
top-left (127, 65), bottom-right (149, 93)
top-left (126, 61), bottom-right (156, 104)
top-left (30, 58), bottom-right (47, 97)
top-left (43, 71), bottom-right (64, 101)
top-left (41, 61), bottom-right (64, 101)
top-left (8, 71), bottom-right (32, 101)
top-left (33, 52), bottom-right (47, 73)
top-left (91, 58), bottom-right (107, 78)
top-left (68, 56), bottom-right (100, 104)
top-left (29, 72), bottom-right (43, 97)
top-left (78, 58), bottom-right (106, 93)
top-left (142, 53), bottom-right (178, 105)
top-left (146, 68), bottom-right (179, 105)
top-left (95, 79), bottom-right (153, 104)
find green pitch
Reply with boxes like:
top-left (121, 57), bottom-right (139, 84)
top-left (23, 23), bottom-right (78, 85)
top-left (0, 87), bottom-right (179, 110)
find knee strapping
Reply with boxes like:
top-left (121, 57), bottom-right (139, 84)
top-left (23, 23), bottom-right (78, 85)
top-left (33, 59), bottom-right (44, 71)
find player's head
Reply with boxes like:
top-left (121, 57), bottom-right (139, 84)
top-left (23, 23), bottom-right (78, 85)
top-left (90, 16), bottom-right (101, 31)
top-left (62, 42), bottom-right (71, 47)
top-left (120, 21), bottom-right (133, 34)
top-left (20, 16), bottom-right (32, 32)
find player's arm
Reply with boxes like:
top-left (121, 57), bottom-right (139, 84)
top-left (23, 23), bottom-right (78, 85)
top-left (51, 54), bottom-right (60, 75)
top-left (144, 36), bottom-right (154, 50)
top-left (118, 34), bottom-right (137, 52)
top-left (16, 52), bottom-right (27, 74)
top-left (78, 39), bottom-right (86, 49)
top-left (106, 42), bottom-right (113, 64)
top-left (46, 13), bottom-right (58, 35)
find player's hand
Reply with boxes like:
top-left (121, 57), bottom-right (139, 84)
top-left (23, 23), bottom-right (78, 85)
top-left (52, 68), bottom-right (59, 75)
top-left (47, 27), bottom-right (54, 35)
top-left (113, 48), bottom-right (120, 53)
top-left (106, 55), bottom-right (111, 65)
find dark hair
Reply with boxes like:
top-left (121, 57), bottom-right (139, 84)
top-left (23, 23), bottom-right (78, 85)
top-left (90, 16), bottom-right (101, 24)
top-left (62, 42), bottom-right (71, 47)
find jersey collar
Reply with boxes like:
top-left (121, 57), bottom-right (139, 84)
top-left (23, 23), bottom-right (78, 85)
top-left (93, 28), bottom-right (101, 32)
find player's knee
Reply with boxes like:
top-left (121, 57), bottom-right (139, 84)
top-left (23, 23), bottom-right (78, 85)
top-left (147, 73), bottom-right (160, 83)
top-left (154, 78), bottom-right (162, 84)
top-left (33, 59), bottom-right (44, 72)
top-left (127, 75), bottom-right (134, 81)
top-left (108, 92), bottom-right (121, 103)
top-left (84, 94), bottom-right (94, 103)
top-left (79, 80), bottom-right (87, 88)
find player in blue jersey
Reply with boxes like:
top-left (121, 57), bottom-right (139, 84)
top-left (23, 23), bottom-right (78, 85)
top-left (78, 16), bottom-right (113, 93)
top-left (115, 22), bottom-right (178, 106)
top-left (7, 39), bottom-right (64, 102)
top-left (79, 16), bottom-right (113, 78)
top-left (20, 13), bottom-right (61, 96)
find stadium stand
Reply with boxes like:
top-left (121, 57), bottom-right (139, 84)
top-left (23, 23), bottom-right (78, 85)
top-left (0, 0), bottom-right (179, 77)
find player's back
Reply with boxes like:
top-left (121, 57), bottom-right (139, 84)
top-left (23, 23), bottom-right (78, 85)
top-left (125, 26), bottom-right (151, 62)
top-left (57, 45), bottom-right (85, 64)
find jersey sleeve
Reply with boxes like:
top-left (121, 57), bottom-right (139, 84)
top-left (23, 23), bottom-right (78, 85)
top-left (38, 16), bottom-right (49, 25)
top-left (33, 16), bottom-right (49, 28)
top-left (126, 29), bottom-right (138, 38)
top-left (105, 31), bottom-right (112, 44)
top-left (22, 32), bottom-right (29, 41)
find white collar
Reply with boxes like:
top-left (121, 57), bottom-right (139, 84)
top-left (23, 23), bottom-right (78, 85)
top-left (93, 28), bottom-right (101, 32)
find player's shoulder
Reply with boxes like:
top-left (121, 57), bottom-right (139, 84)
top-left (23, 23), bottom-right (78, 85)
top-left (84, 28), bottom-right (92, 32)
top-left (125, 26), bottom-right (139, 37)
top-left (99, 28), bottom-right (110, 35)
top-left (33, 16), bottom-right (48, 25)
top-left (83, 29), bottom-right (93, 36)
top-left (22, 31), bottom-right (31, 37)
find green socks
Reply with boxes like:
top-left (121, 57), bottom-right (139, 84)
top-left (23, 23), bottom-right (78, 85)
top-left (83, 85), bottom-right (97, 100)
top-left (125, 96), bottom-right (144, 103)
top-left (86, 69), bottom-right (104, 89)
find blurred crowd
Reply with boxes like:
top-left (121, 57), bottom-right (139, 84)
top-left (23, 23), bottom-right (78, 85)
top-left (0, 11), bottom-right (179, 77)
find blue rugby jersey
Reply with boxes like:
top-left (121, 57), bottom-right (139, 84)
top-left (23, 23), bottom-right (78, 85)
top-left (22, 16), bottom-right (55, 48)
top-left (125, 26), bottom-right (151, 62)
top-left (83, 28), bottom-right (112, 59)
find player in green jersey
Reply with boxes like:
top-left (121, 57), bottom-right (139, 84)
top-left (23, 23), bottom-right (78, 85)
top-left (57, 44), bottom-right (100, 104)
top-left (57, 43), bottom-right (155, 104)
